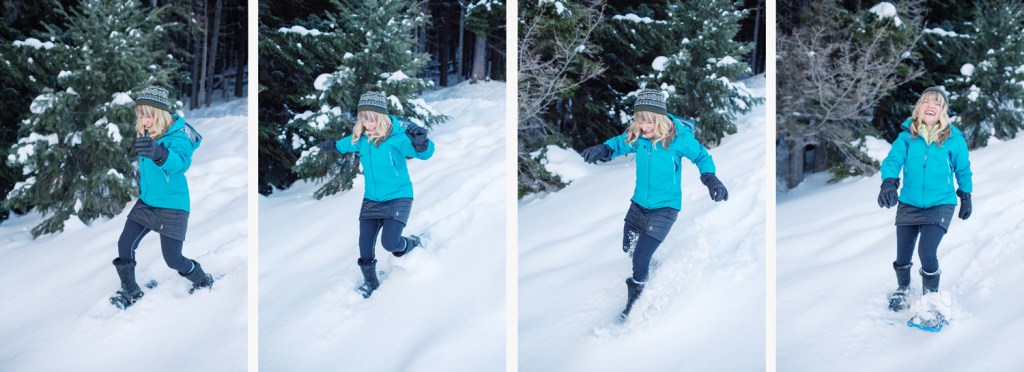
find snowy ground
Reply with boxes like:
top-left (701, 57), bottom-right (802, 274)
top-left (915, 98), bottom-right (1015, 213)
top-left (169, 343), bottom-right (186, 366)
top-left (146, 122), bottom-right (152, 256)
top-left (258, 81), bottom-right (506, 371)
top-left (0, 97), bottom-right (248, 371)
top-left (778, 131), bottom-right (1024, 369)
top-left (518, 76), bottom-right (766, 371)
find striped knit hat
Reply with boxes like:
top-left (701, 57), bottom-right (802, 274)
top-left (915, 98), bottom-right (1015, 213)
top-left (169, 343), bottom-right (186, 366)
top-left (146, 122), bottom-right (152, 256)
top-left (357, 90), bottom-right (389, 115)
top-left (136, 86), bottom-right (172, 112)
top-left (634, 84), bottom-right (667, 115)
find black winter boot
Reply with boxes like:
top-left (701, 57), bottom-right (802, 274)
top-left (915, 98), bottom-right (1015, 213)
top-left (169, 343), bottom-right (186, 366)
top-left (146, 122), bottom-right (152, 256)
top-left (110, 258), bottom-right (144, 309)
top-left (392, 235), bottom-right (422, 257)
top-left (618, 277), bottom-right (646, 322)
top-left (888, 262), bottom-right (912, 311)
top-left (357, 258), bottom-right (380, 298)
top-left (179, 259), bottom-right (214, 294)
top-left (921, 268), bottom-right (941, 294)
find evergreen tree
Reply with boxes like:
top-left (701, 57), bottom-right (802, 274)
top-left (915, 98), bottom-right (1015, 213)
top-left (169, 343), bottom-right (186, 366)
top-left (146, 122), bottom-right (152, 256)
top-left (944, 0), bottom-right (1024, 148)
top-left (259, 0), bottom-right (447, 199)
top-left (4, 0), bottom-right (178, 237)
top-left (641, 0), bottom-right (762, 146)
top-left (465, 0), bottom-right (506, 82)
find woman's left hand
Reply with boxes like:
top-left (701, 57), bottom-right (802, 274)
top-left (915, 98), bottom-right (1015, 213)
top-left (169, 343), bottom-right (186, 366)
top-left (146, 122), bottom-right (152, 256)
top-left (956, 190), bottom-right (972, 220)
top-left (700, 173), bottom-right (728, 202)
top-left (406, 124), bottom-right (430, 152)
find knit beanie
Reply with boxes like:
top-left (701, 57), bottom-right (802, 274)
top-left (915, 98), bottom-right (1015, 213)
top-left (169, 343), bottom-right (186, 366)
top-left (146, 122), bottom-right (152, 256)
top-left (921, 87), bottom-right (949, 106)
top-left (136, 86), bottom-right (172, 112)
top-left (357, 89), bottom-right (389, 115)
top-left (634, 83), bottom-right (667, 115)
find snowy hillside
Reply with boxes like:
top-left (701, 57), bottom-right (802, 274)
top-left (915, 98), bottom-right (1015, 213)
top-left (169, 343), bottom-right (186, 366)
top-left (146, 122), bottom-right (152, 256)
top-left (258, 81), bottom-right (506, 371)
top-left (0, 98), bottom-right (249, 371)
top-left (518, 76), bottom-right (766, 371)
top-left (778, 133), bottom-right (1024, 369)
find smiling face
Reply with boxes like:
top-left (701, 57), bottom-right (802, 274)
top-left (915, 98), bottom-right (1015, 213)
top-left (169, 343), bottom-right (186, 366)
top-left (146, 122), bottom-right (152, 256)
top-left (918, 94), bottom-right (944, 126)
top-left (135, 104), bottom-right (171, 138)
top-left (637, 117), bottom-right (656, 137)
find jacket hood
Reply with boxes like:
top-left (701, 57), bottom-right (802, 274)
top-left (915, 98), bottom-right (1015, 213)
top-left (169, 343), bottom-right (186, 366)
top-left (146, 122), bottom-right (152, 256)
top-left (167, 114), bottom-right (203, 149)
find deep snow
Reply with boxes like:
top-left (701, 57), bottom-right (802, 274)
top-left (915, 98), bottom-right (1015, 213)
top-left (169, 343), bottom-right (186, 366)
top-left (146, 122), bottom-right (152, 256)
top-left (258, 81), bottom-right (506, 371)
top-left (778, 128), bottom-right (1024, 370)
top-left (0, 97), bottom-right (249, 371)
top-left (518, 75), bottom-right (766, 371)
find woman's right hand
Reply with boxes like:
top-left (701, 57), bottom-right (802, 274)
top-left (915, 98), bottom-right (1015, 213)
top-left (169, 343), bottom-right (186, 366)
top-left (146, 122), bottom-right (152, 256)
top-left (581, 144), bottom-right (613, 164)
top-left (877, 178), bottom-right (900, 208)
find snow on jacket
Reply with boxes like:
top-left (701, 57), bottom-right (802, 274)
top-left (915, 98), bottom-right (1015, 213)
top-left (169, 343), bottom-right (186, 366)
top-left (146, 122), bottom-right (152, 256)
top-left (603, 114), bottom-right (716, 210)
top-left (881, 118), bottom-right (973, 208)
top-left (139, 114), bottom-right (202, 212)
top-left (332, 115), bottom-right (435, 202)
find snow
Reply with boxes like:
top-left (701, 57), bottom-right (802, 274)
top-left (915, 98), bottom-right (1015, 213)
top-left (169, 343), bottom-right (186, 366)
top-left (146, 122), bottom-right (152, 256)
top-left (313, 73), bottom-right (333, 91)
top-left (58, 70), bottom-right (74, 79)
top-left (110, 92), bottom-right (134, 106)
top-left (961, 63), bottom-right (975, 77)
top-left (868, 2), bottom-right (903, 27)
top-left (613, 13), bottom-right (653, 24)
top-left (519, 75), bottom-right (766, 370)
top-left (0, 97), bottom-right (248, 371)
top-left (652, 56), bottom-right (669, 71)
top-left (385, 70), bottom-right (410, 82)
top-left (259, 81), bottom-right (506, 371)
top-left (859, 136), bottom-right (891, 163)
top-left (13, 37), bottom-right (55, 49)
top-left (924, 27), bottom-right (959, 37)
top-left (717, 56), bottom-right (739, 66)
top-left (29, 93), bottom-right (57, 114)
top-left (967, 84), bottom-right (981, 101)
top-left (279, 25), bottom-right (322, 36)
top-left (778, 128), bottom-right (1024, 370)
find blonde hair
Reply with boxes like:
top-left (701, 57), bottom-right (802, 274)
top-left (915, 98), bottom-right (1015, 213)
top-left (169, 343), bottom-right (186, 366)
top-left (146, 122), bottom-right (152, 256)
top-left (626, 111), bottom-right (676, 148)
top-left (353, 110), bottom-right (392, 147)
top-left (909, 90), bottom-right (951, 145)
top-left (135, 105), bottom-right (173, 139)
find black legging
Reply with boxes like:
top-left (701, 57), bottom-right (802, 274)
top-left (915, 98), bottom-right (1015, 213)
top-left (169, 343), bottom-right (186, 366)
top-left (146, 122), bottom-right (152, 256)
top-left (359, 218), bottom-right (409, 261)
top-left (622, 225), bottom-right (664, 282)
top-left (117, 219), bottom-right (193, 273)
top-left (895, 224), bottom-right (945, 274)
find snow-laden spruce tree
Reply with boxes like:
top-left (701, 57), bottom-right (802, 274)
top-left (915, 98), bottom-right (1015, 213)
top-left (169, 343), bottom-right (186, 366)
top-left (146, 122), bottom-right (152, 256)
top-left (264, 0), bottom-right (446, 199)
top-left (633, 0), bottom-right (762, 146)
top-left (944, 0), bottom-right (1024, 148)
top-left (4, 0), bottom-right (178, 237)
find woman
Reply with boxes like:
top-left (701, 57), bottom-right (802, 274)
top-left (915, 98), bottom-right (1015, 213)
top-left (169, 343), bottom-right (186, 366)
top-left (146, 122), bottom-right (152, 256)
top-left (110, 86), bottom-right (213, 309)
top-left (581, 85), bottom-right (728, 321)
top-left (878, 87), bottom-right (973, 322)
top-left (319, 89), bottom-right (435, 298)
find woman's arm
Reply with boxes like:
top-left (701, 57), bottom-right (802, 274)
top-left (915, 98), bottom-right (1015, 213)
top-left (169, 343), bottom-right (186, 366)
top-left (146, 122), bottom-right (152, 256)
top-left (672, 129), bottom-right (716, 174)
top-left (603, 133), bottom-right (637, 159)
top-left (159, 135), bottom-right (195, 176)
top-left (951, 138), bottom-right (972, 193)
top-left (880, 132), bottom-right (910, 180)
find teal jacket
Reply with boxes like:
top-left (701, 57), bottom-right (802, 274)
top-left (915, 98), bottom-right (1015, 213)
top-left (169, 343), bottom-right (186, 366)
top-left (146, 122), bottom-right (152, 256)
top-left (139, 115), bottom-right (202, 212)
top-left (332, 115), bottom-right (435, 202)
top-left (603, 114), bottom-right (716, 210)
top-left (881, 118), bottom-right (972, 208)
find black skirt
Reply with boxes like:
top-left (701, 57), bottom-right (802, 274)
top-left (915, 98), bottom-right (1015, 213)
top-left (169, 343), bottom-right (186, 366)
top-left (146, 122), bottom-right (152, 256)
top-left (895, 202), bottom-right (955, 232)
top-left (624, 200), bottom-right (679, 241)
top-left (126, 200), bottom-right (190, 241)
top-left (359, 198), bottom-right (413, 225)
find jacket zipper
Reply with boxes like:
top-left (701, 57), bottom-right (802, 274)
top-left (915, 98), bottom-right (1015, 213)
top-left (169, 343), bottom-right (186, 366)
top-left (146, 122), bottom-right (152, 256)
top-left (367, 143), bottom-right (376, 200)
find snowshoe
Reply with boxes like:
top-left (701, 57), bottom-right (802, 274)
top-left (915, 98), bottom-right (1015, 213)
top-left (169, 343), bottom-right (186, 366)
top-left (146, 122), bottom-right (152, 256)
top-left (888, 287), bottom-right (910, 312)
top-left (907, 309), bottom-right (947, 332)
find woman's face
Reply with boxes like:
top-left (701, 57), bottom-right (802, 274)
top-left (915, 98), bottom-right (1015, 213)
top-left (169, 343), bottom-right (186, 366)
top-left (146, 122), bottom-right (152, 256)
top-left (920, 98), bottom-right (942, 126)
top-left (361, 117), bottom-right (378, 133)
top-left (138, 114), bottom-right (155, 133)
top-left (637, 117), bottom-right (656, 137)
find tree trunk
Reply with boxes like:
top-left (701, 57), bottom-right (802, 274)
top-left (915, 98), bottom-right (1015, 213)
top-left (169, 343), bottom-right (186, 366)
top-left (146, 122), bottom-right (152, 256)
top-left (751, 0), bottom-right (763, 74)
top-left (235, 24), bottom-right (246, 98)
top-left (205, 0), bottom-right (222, 106)
top-left (470, 33), bottom-right (486, 83)
top-left (197, 0), bottom-right (209, 108)
top-left (439, 29), bottom-right (449, 87)
top-left (457, 1), bottom-right (465, 82)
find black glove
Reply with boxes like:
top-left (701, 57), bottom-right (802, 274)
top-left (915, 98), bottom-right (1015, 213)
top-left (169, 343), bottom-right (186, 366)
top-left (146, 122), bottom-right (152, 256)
top-left (581, 144), bottom-right (613, 164)
top-left (319, 140), bottom-right (339, 155)
top-left (405, 124), bottom-right (429, 152)
top-left (956, 190), bottom-right (972, 220)
top-left (878, 178), bottom-right (900, 208)
top-left (133, 136), bottom-right (168, 165)
top-left (699, 173), bottom-right (728, 202)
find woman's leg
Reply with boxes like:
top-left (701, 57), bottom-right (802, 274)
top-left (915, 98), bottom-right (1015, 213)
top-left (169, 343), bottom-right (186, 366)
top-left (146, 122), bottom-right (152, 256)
top-left (158, 235), bottom-right (194, 273)
top-left (917, 224), bottom-right (946, 275)
top-left (895, 225), bottom-right (920, 267)
top-left (358, 219), bottom-right (384, 262)
top-left (630, 234), bottom-right (664, 283)
top-left (117, 219), bottom-right (151, 261)
top-left (622, 224), bottom-right (641, 256)
top-left (380, 219), bottom-right (409, 253)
